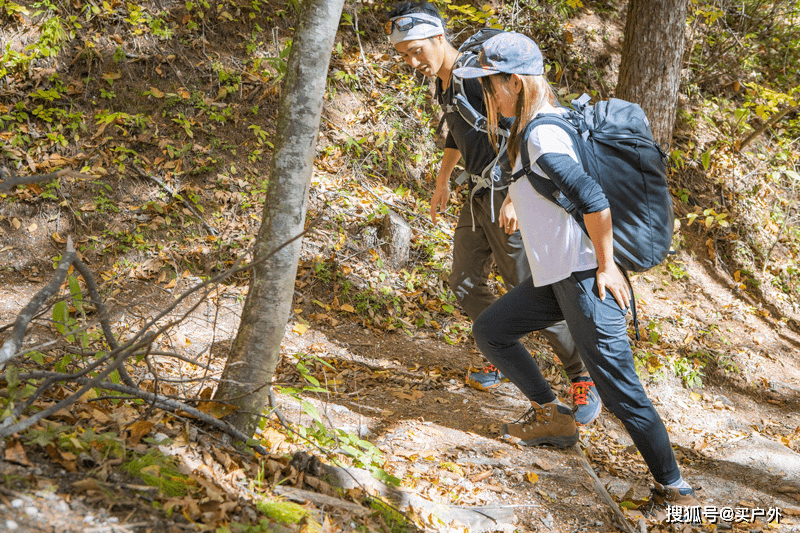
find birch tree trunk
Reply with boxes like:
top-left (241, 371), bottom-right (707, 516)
top-left (616, 0), bottom-right (689, 146)
top-left (214, 0), bottom-right (344, 436)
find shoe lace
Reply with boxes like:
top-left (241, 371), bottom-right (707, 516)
top-left (514, 405), bottom-right (541, 425)
top-left (641, 490), bottom-right (662, 518)
top-left (642, 485), bottom-right (702, 519)
top-left (570, 380), bottom-right (594, 406)
top-left (481, 364), bottom-right (499, 375)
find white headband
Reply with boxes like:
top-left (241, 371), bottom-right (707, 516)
top-left (388, 13), bottom-right (444, 46)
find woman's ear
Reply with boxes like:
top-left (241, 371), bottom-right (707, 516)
top-left (509, 73), bottom-right (523, 95)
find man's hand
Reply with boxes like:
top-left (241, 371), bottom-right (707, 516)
top-left (430, 181), bottom-right (450, 223)
top-left (498, 195), bottom-right (519, 234)
top-left (431, 147), bottom-right (461, 223)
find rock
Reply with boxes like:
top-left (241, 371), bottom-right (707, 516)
top-left (720, 433), bottom-right (800, 482)
top-left (379, 210), bottom-right (411, 269)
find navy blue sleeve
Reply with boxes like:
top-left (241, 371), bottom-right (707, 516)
top-left (535, 152), bottom-right (609, 214)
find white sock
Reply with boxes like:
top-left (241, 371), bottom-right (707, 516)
top-left (552, 397), bottom-right (569, 408)
top-left (665, 478), bottom-right (691, 490)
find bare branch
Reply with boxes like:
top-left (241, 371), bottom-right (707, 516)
top-left (72, 257), bottom-right (136, 387)
top-left (0, 237), bottom-right (76, 371)
top-left (0, 333), bottom-right (156, 436)
top-left (0, 221), bottom-right (318, 441)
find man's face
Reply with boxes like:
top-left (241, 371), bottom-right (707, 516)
top-left (394, 36), bottom-right (444, 78)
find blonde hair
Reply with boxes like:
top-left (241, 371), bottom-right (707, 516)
top-left (482, 73), bottom-right (558, 163)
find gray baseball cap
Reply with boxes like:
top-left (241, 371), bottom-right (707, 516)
top-left (453, 32), bottom-right (544, 78)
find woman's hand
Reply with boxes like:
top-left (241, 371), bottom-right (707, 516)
top-left (596, 263), bottom-right (630, 310)
top-left (583, 208), bottom-right (630, 310)
top-left (498, 195), bottom-right (519, 235)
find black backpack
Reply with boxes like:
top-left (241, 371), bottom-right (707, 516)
top-left (513, 94), bottom-right (674, 273)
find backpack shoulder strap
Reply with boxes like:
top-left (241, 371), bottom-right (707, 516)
top-left (514, 113), bottom-right (586, 215)
top-left (449, 52), bottom-right (510, 138)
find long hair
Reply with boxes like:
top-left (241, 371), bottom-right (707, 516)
top-left (388, 1), bottom-right (449, 41)
top-left (482, 73), bottom-right (558, 163)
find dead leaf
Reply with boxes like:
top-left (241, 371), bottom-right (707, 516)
top-left (469, 470), bottom-right (492, 482)
top-left (4, 438), bottom-right (32, 466)
top-left (126, 420), bottom-right (155, 446)
top-left (72, 478), bottom-right (103, 492)
top-left (196, 400), bottom-right (238, 419)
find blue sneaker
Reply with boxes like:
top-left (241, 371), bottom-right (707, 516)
top-left (466, 364), bottom-right (508, 391)
top-left (570, 377), bottom-right (601, 425)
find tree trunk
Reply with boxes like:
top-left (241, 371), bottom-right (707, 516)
top-left (616, 0), bottom-right (689, 146)
top-left (214, 0), bottom-right (345, 436)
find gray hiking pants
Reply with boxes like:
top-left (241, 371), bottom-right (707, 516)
top-left (447, 189), bottom-right (586, 381)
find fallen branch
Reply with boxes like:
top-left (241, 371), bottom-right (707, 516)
top-left (0, 168), bottom-right (95, 193)
top-left (738, 105), bottom-right (798, 152)
top-left (131, 164), bottom-right (218, 236)
top-left (0, 222), bottom-right (320, 439)
top-left (69, 378), bottom-right (272, 456)
top-left (272, 486), bottom-right (372, 516)
top-left (571, 443), bottom-right (637, 533)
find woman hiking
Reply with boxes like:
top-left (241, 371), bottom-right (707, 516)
top-left (453, 31), bottom-right (701, 511)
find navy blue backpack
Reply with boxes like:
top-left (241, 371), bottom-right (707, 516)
top-left (514, 94), bottom-right (674, 273)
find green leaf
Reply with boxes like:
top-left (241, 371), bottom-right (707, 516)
top-left (785, 170), bottom-right (800, 182)
top-left (5, 364), bottom-right (19, 388)
top-left (701, 150), bottom-right (712, 171)
top-left (340, 444), bottom-right (359, 456)
top-left (52, 300), bottom-right (68, 335)
top-left (370, 467), bottom-right (401, 486)
top-left (300, 400), bottom-right (322, 423)
top-left (68, 275), bottom-right (84, 315)
top-left (308, 354), bottom-right (335, 369)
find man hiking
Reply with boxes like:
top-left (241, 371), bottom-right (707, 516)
top-left (386, 1), bottom-right (601, 425)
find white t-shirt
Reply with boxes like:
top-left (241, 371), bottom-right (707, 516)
top-left (509, 121), bottom-right (598, 286)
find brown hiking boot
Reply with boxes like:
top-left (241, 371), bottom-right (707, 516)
top-left (501, 401), bottom-right (579, 449)
top-left (646, 482), bottom-right (702, 523)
